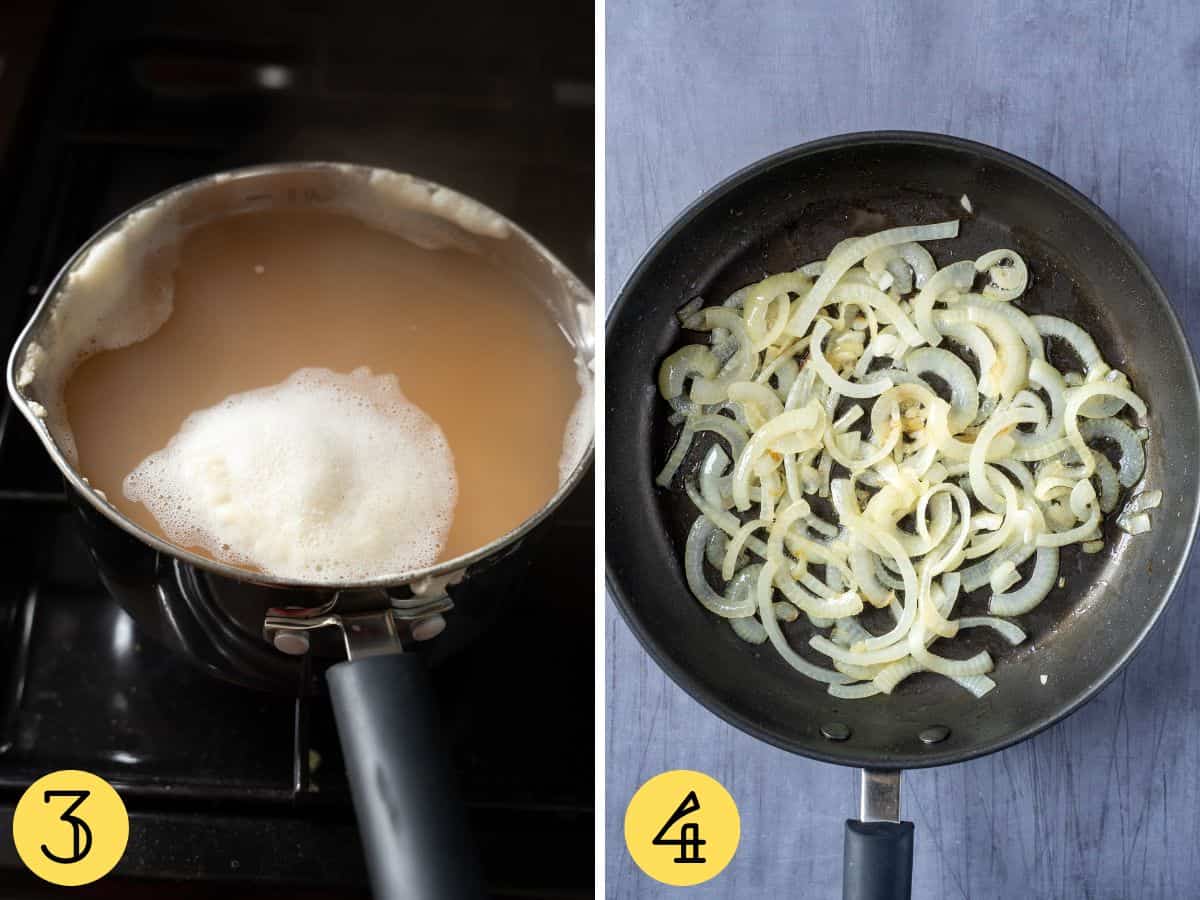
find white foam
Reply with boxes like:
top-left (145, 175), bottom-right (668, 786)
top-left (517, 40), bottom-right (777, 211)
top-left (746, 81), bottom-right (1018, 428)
top-left (18, 200), bottom-right (182, 463)
top-left (124, 367), bottom-right (457, 581)
top-left (558, 359), bottom-right (594, 485)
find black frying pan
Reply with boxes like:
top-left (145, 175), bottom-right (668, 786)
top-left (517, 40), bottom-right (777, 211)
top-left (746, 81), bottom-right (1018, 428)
top-left (606, 132), bottom-right (1200, 899)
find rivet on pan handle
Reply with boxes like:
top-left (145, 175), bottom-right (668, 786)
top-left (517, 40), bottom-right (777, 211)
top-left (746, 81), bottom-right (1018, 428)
top-left (843, 769), bottom-right (913, 900)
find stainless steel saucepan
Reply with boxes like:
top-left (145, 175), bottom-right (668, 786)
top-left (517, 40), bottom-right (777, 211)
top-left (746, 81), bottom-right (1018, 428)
top-left (8, 162), bottom-right (595, 899)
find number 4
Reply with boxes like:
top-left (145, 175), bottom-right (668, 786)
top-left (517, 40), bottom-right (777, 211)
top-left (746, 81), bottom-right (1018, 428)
top-left (652, 790), bottom-right (707, 864)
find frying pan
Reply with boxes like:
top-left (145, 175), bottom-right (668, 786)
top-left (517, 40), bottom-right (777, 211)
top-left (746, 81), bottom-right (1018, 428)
top-left (605, 132), bottom-right (1200, 899)
top-left (8, 163), bottom-right (595, 900)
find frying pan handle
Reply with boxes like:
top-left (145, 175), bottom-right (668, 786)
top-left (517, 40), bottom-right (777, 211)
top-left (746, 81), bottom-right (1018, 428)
top-left (327, 652), bottom-right (485, 899)
top-left (842, 769), bottom-right (912, 900)
top-left (842, 819), bottom-right (914, 900)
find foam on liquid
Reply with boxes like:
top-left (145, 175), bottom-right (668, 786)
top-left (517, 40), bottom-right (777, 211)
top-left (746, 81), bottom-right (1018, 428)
top-left (124, 368), bottom-right (457, 581)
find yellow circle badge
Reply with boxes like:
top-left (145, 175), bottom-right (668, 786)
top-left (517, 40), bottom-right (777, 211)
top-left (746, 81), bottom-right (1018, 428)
top-left (11, 770), bottom-right (130, 886)
top-left (623, 769), bottom-right (739, 886)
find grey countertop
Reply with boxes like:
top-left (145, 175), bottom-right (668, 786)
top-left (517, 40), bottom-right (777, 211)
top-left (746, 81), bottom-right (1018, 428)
top-left (604, 1), bottom-right (1200, 897)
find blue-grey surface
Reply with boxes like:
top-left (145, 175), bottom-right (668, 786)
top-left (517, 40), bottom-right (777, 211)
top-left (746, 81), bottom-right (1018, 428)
top-left (605, 1), bottom-right (1200, 897)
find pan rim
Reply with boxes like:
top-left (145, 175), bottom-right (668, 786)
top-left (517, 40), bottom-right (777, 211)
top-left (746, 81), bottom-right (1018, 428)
top-left (605, 129), bottom-right (1200, 769)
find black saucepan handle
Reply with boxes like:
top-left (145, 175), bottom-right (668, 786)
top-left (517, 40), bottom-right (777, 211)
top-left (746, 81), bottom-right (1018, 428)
top-left (842, 819), bottom-right (914, 900)
top-left (327, 653), bottom-right (484, 899)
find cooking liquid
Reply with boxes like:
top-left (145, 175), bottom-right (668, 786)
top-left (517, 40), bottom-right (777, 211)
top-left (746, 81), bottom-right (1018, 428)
top-left (64, 208), bottom-right (582, 567)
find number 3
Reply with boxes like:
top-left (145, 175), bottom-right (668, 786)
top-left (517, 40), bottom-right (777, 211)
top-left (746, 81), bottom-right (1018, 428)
top-left (41, 790), bottom-right (93, 864)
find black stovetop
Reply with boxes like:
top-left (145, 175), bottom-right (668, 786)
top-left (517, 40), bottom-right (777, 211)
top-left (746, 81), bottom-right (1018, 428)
top-left (0, 2), bottom-right (593, 896)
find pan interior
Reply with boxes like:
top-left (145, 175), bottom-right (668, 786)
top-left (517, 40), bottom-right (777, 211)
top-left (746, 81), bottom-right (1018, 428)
top-left (606, 135), bottom-right (1200, 768)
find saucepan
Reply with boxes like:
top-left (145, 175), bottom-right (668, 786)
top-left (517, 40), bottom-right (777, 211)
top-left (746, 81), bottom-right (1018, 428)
top-left (605, 132), bottom-right (1199, 899)
top-left (7, 163), bottom-right (595, 899)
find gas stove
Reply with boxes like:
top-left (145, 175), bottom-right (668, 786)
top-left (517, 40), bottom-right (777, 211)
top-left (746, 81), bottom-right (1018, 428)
top-left (0, 2), bottom-right (593, 895)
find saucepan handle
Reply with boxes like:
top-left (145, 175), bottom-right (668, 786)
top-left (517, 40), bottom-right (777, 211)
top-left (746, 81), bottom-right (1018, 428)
top-left (842, 769), bottom-right (913, 900)
top-left (327, 652), bottom-right (484, 899)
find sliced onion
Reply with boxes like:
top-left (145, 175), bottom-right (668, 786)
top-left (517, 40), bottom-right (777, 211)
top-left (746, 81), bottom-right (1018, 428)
top-left (847, 541), bottom-right (924, 650)
top-left (677, 295), bottom-right (705, 324)
top-left (773, 601), bottom-right (800, 623)
top-left (828, 282), bottom-right (923, 347)
top-left (970, 408), bottom-right (1040, 512)
top-left (995, 459), bottom-right (1035, 492)
top-left (745, 293), bottom-right (790, 352)
top-left (827, 680), bottom-right (883, 699)
top-left (730, 616), bottom-right (768, 644)
top-left (974, 249), bottom-right (1028, 301)
top-left (744, 272), bottom-right (804, 350)
top-left (1118, 512), bottom-right (1152, 535)
top-left (1126, 489), bottom-right (1162, 515)
top-left (989, 561), bottom-right (1020, 594)
top-left (832, 616), bottom-right (873, 647)
top-left (825, 411), bottom-right (901, 473)
top-left (728, 381), bottom-right (784, 429)
top-left (1080, 370), bottom-right (1133, 417)
top-left (913, 260), bottom-right (976, 345)
top-left (989, 546), bottom-right (1059, 615)
top-left (810, 633), bottom-right (912, 668)
top-left (908, 622), bottom-right (993, 677)
top-left (747, 271), bottom-right (811, 306)
top-left (903, 347), bottom-right (979, 432)
top-left (957, 616), bottom-right (1027, 645)
top-left (1091, 451), bottom-right (1120, 513)
top-left (755, 340), bottom-right (804, 387)
top-left (756, 562), bottom-right (852, 683)
top-left (935, 305), bottom-right (1028, 399)
top-left (659, 345), bottom-right (719, 400)
top-left (851, 546), bottom-right (891, 607)
top-left (687, 308), bottom-right (760, 403)
top-left (873, 656), bottom-right (924, 693)
top-left (731, 402), bottom-right (824, 510)
top-left (864, 241), bottom-right (936, 293)
top-left (1064, 384), bottom-right (1147, 479)
top-left (656, 413), bottom-right (750, 487)
top-left (722, 518), bottom-right (768, 581)
top-left (958, 295), bottom-right (1045, 362)
top-left (1031, 314), bottom-right (1107, 379)
top-left (1079, 417), bottom-right (1146, 487)
top-left (935, 318), bottom-right (999, 397)
top-left (799, 589), bottom-right (864, 619)
top-left (954, 675), bottom-right (996, 698)
top-left (684, 518), bottom-right (755, 618)
top-left (811, 320), bottom-right (892, 399)
top-left (962, 541), bottom-right (1036, 592)
top-left (1010, 360), bottom-right (1067, 456)
top-left (705, 525), bottom-right (728, 568)
top-left (786, 221), bottom-right (959, 338)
